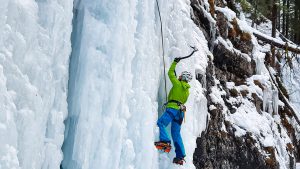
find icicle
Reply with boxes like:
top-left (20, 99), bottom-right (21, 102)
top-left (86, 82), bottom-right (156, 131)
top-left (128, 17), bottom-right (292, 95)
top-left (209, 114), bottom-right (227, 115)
top-left (255, 57), bottom-right (264, 75)
top-left (209, 22), bottom-right (216, 51)
top-left (268, 100), bottom-right (273, 114)
top-left (263, 88), bottom-right (271, 112)
top-left (263, 88), bottom-right (279, 115)
top-left (272, 89), bottom-right (279, 115)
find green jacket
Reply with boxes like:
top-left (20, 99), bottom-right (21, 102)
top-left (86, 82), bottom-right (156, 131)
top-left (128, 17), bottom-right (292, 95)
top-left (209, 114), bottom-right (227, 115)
top-left (166, 61), bottom-right (190, 110)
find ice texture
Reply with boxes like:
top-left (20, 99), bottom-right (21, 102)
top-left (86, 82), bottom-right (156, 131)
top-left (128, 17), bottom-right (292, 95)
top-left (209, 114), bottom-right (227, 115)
top-left (4, 0), bottom-right (297, 168)
top-left (0, 0), bottom-right (73, 169)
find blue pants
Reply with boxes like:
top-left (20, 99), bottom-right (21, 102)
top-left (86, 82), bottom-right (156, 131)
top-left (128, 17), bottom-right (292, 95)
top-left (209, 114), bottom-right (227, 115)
top-left (157, 108), bottom-right (185, 158)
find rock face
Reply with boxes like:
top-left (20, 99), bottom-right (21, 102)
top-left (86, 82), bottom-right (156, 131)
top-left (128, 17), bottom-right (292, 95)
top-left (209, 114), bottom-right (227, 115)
top-left (213, 42), bottom-right (256, 81)
top-left (193, 60), bottom-right (274, 169)
top-left (191, 0), bottom-right (299, 168)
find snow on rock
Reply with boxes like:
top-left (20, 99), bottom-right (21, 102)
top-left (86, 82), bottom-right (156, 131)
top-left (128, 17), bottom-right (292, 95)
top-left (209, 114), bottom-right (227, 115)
top-left (0, 0), bottom-right (72, 168)
top-left (193, 1), bottom-right (298, 167)
top-left (221, 76), bottom-right (292, 168)
top-left (215, 6), bottom-right (236, 22)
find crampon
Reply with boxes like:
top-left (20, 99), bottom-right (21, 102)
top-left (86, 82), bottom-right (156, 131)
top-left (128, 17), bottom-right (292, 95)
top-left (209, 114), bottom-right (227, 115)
top-left (154, 141), bottom-right (171, 153)
top-left (173, 157), bottom-right (185, 165)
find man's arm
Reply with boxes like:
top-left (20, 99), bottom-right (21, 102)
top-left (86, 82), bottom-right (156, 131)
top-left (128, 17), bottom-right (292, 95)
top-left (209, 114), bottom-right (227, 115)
top-left (168, 61), bottom-right (180, 85)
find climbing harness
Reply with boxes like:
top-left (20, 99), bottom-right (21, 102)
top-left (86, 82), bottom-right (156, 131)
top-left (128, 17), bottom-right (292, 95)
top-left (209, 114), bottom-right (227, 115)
top-left (164, 100), bottom-right (183, 108)
top-left (163, 100), bottom-right (186, 124)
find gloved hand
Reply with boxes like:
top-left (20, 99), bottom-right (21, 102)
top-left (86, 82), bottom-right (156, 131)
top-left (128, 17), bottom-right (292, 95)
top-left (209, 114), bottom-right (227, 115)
top-left (174, 57), bottom-right (181, 63)
top-left (180, 105), bottom-right (186, 112)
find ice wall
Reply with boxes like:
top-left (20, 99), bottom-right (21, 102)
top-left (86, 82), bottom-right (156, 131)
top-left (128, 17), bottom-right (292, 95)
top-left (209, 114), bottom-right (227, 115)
top-left (62, 0), bottom-right (209, 169)
top-left (0, 0), bottom-right (72, 169)
top-left (62, 0), bottom-right (161, 168)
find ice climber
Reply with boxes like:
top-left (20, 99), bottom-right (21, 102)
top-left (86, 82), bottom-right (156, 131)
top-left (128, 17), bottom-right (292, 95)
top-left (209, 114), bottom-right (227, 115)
top-left (155, 57), bottom-right (192, 165)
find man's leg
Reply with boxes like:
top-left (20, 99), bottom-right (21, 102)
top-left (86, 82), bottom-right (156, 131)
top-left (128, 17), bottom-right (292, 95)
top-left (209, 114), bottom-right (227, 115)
top-left (157, 109), bottom-right (173, 143)
top-left (171, 120), bottom-right (185, 158)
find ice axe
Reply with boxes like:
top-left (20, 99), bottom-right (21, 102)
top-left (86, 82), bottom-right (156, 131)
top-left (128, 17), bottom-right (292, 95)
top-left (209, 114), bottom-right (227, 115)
top-left (174, 46), bottom-right (198, 62)
top-left (173, 46), bottom-right (198, 77)
top-left (182, 45), bottom-right (198, 59)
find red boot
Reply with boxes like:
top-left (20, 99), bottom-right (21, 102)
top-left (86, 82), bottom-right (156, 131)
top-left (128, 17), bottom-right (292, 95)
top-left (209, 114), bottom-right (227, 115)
top-left (173, 157), bottom-right (185, 165)
top-left (154, 141), bottom-right (171, 153)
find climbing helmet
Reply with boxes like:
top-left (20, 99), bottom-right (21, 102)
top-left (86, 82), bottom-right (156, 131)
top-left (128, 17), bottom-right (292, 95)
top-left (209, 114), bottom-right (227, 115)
top-left (181, 71), bottom-right (192, 82)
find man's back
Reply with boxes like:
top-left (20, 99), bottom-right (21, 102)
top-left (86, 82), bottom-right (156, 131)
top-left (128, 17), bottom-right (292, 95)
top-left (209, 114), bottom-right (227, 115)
top-left (166, 61), bottom-right (190, 109)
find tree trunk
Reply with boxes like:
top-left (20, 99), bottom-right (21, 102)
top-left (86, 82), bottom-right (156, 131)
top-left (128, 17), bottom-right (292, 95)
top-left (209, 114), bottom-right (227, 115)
top-left (252, 0), bottom-right (258, 27)
top-left (282, 0), bottom-right (286, 35)
top-left (294, 3), bottom-right (300, 44)
top-left (254, 32), bottom-right (300, 54)
top-left (271, 1), bottom-right (277, 65)
top-left (277, 1), bottom-right (281, 31)
top-left (286, 0), bottom-right (290, 38)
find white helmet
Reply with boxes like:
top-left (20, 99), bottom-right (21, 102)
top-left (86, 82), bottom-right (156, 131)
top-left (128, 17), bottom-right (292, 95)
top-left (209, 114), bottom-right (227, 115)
top-left (181, 71), bottom-right (192, 82)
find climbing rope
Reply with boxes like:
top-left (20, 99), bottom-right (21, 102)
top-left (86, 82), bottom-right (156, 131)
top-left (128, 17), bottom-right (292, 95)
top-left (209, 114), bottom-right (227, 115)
top-left (155, 1), bottom-right (198, 103)
top-left (155, 0), bottom-right (168, 102)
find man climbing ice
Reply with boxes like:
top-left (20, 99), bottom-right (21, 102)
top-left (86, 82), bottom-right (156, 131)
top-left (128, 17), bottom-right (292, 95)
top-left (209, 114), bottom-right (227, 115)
top-left (155, 56), bottom-right (193, 165)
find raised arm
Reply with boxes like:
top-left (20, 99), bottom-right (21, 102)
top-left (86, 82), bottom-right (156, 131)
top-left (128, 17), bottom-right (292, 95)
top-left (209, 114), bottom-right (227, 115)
top-left (168, 61), bottom-right (180, 85)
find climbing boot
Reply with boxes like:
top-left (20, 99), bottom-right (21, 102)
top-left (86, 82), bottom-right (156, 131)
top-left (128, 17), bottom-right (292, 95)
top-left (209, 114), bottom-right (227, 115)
top-left (154, 141), bottom-right (171, 153)
top-left (173, 157), bottom-right (185, 165)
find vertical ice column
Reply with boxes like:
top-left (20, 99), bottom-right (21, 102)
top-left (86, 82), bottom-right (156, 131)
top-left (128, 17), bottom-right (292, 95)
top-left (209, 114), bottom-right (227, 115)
top-left (263, 88), bottom-right (279, 115)
top-left (62, 0), bottom-right (161, 169)
top-left (255, 57), bottom-right (265, 75)
top-left (268, 100), bottom-right (273, 114)
top-left (272, 89), bottom-right (279, 115)
top-left (0, 0), bottom-right (72, 169)
top-left (263, 88), bottom-right (271, 112)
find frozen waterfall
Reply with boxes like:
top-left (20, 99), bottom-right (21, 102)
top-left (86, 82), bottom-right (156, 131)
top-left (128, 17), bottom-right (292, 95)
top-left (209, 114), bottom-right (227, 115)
top-left (62, 0), bottom-right (209, 169)
top-left (0, 0), bottom-right (209, 168)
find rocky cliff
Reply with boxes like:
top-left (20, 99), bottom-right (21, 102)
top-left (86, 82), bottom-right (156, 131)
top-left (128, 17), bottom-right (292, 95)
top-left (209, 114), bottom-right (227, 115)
top-left (191, 0), bottom-right (300, 168)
